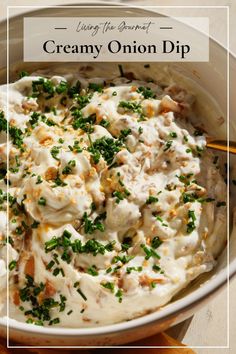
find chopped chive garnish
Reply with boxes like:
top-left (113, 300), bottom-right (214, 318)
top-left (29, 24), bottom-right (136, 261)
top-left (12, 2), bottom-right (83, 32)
top-left (186, 210), bottom-right (196, 233)
top-left (77, 288), bottom-right (87, 301)
top-left (115, 289), bottom-right (123, 303)
top-left (169, 132), bottom-right (177, 138)
top-left (38, 197), bottom-right (46, 206)
top-left (87, 265), bottom-right (98, 276)
top-left (163, 140), bottom-right (173, 151)
top-left (146, 196), bottom-right (158, 204)
top-left (216, 201), bottom-right (226, 207)
top-left (101, 282), bottom-right (115, 293)
top-left (46, 260), bottom-right (55, 270)
top-left (141, 244), bottom-right (160, 260)
top-left (9, 260), bottom-right (17, 271)
top-left (151, 236), bottom-right (163, 249)
top-left (152, 264), bottom-right (161, 272)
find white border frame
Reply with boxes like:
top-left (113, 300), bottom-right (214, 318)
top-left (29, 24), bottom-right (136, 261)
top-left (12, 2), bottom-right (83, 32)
top-left (5, 4), bottom-right (230, 350)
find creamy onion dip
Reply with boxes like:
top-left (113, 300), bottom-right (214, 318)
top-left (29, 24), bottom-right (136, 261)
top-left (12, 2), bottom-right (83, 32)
top-left (0, 66), bottom-right (227, 327)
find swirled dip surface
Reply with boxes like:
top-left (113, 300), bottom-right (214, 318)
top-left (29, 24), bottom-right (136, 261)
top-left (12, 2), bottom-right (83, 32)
top-left (0, 70), bottom-right (227, 327)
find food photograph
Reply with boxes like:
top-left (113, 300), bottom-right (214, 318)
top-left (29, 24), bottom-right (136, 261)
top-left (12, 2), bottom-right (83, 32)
top-left (0, 0), bottom-right (235, 353)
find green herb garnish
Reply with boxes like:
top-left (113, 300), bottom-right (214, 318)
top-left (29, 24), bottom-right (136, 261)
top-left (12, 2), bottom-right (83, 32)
top-left (216, 201), bottom-right (226, 207)
top-left (119, 101), bottom-right (142, 115)
top-left (163, 140), bottom-right (173, 151)
top-left (38, 197), bottom-right (46, 206)
top-left (50, 146), bottom-right (60, 160)
top-left (101, 282), bottom-right (114, 293)
top-left (186, 210), bottom-right (196, 233)
top-left (151, 236), bottom-right (162, 249)
top-left (146, 196), bottom-right (158, 204)
top-left (141, 244), bottom-right (161, 260)
top-left (137, 86), bottom-right (156, 99)
top-left (9, 260), bottom-right (17, 271)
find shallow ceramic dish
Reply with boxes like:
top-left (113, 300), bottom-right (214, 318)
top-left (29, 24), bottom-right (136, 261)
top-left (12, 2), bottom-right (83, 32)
top-left (0, 3), bottom-right (236, 347)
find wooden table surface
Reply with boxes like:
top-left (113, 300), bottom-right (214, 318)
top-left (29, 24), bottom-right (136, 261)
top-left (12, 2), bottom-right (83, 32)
top-left (0, 0), bottom-right (235, 352)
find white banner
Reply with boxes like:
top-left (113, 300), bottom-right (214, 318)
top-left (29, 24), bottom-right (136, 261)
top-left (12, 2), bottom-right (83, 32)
top-left (23, 17), bottom-right (209, 62)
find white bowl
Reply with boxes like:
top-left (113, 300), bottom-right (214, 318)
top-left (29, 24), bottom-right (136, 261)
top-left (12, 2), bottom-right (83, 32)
top-left (0, 3), bottom-right (236, 346)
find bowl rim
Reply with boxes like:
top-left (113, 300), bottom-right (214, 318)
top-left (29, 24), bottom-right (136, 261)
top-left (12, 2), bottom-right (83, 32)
top-left (0, 264), bottom-right (235, 336)
top-left (0, 1), bottom-right (235, 338)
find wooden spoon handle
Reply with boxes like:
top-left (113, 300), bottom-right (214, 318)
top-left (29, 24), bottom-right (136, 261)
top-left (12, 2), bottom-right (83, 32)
top-left (206, 138), bottom-right (236, 154)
